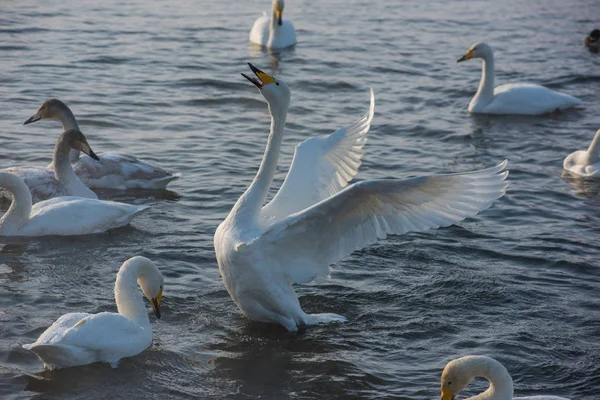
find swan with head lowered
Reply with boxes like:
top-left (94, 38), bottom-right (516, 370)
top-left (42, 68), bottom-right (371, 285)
top-left (563, 129), bottom-right (600, 177)
top-left (213, 64), bottom-right (509, 332)
top-left (0, 172), bottom-right (148, 237)
top-left (24, 99), bottom-right (180, 190)
top-left (441, 355), bottom-right (570, 400)
top-left (249, 0), bottom-right (296, 49)
top-left (23, 256), bottom-right (163, 370)
top-left (1, 128), bottom-right (99, 204)
top-left (457, 42), bottom-right (582, 115)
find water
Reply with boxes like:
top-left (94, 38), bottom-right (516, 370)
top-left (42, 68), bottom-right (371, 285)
top-left (1, 0), bottom-right (599, 398)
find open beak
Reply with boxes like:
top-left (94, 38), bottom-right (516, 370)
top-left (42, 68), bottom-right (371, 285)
top-left (23, 112), bottom-right (41, 125)
top-left (81, 142), bottom-right (100, 161)
top-left (241, 63), bottom-right (276, 89)
top-left (276, 9), bottom-right (283, 26)
top-left (457, 49), bottom-right (473, 63)
top-left (151, 288), bottom-right (163, 319)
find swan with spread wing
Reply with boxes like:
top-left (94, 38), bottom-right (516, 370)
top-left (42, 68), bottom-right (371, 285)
top-left (214, 64), bottom-right (509, 331)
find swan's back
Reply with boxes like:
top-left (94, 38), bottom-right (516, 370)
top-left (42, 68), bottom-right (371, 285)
top-left (0, 167), bottom-right (66, 203)
top-left (20, 197), bottom-right (149, 236)
top-left (484, 83), bottom-right (581, 115)
top-left (250, 13), bottom-right (270, 45)
top-left (563, 150), bottom-right (600, 177)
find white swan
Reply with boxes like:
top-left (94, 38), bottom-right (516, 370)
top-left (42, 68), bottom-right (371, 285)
top-left (249, 0), bottom-right (296, 49)
top-left (22, 256), bottom-right (163, 370)
top-left (24, 99), bottom-right (180, 190)
top-left (213, 64), bottom-right (509, 332)
top-left (457, 42), bottom-right (582, 115)
top-left (563, 129), bottom-right (600, 177)
top-left (441, 355), bottom-right (570, 400)
top-left (2, 128), bottom-right (99, 203)
top-left (0, 172), bottom-right (148, 237)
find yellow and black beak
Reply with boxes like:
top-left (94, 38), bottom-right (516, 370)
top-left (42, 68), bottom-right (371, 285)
top-left (241, 63), bottom-right (276, 89)
top-left (457, 49), bottom-right (473, 63)
top-left (81, 141), bottom-right (100, 161)
top-left (151, 287), bottom-right (163, 319)
top-left (441, 387), bottom-right (454, 400)
top-left (276, 8), bottom-right (283, 26)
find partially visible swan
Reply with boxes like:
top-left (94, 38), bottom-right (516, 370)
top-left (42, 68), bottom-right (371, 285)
top-left (24, 99), bottom-right (180, 190)
top-left (1, 129), bottom-right (99, 203)
top-left (585, 29), bottom-right (600, 52)
top-left (0, 172), bottom-right (148, 237)
top-left (249, 0), bottom-right (296, 49)
top-left (441, 355), bottom-right (570, 400)
top-left (213, 64), bottom-right (509, 332)
top-left (563, 129), bottom-right (600, 177)
top-left (23, 256), bottom-right (163, 370)
top-left (457, 42), bottom-right (582, 115)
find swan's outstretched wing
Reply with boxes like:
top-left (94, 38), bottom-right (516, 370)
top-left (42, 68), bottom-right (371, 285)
top-left (260, 89), bottom-right (375, 225)
top-left (254, 161), bottom-right (508, 284)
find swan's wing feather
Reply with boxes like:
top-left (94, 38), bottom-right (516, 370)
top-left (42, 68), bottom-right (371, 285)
top-left (255, 161), bottom-right (508, 284)
top-left (249, 14), bottom-right (271, 45)
top-left (0, 167), bottom-right (65, 203)
top-left (487, 84), bottom-right (581, 114)
top-left (26, 312), bottom-right (92, 347)
top-left (261, 89), bottom-right (375, 225)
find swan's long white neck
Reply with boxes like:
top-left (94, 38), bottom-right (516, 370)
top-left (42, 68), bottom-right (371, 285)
top-left (0, 173), bottom-right (32, 235)
top-left (114, 259), bottom-right (153, 327)
top-left (53, 133), bottom-right (90, 196)
top-left (470, 50), bottom-right (495, 111)
top-left (585, 130), bottom-right (600, 165)
top-left (461, 357), bottom-right (514, 400)
top-left (54, 106), bottom-right (82, 163)
top-left (231, 102), bottom-right (288, 224)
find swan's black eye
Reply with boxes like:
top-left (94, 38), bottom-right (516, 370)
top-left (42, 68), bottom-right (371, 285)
top-left (448, 381), bottom-right (452, 385)
top-left (276, 82), bottom-right (279, 86)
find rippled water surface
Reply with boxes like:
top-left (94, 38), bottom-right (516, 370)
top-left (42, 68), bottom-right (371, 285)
top-left (1, 0), bottom-right (600, 398)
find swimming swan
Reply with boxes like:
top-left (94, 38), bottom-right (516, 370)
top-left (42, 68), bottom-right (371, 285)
top-left (457, 42), bottom-right (582, 115)
top-left (22, 256), bottom-right (163, 370)
top-left (0, 172), bottom-right (148, 237)
top-left (24, 99), bottom-right (180, 190)
top-left (249, 0), bottom-right (296, 49)
top-left (1, 128), bottom-right (99, 203)
top-left (213, 64), bottom-right (509, 332)
top-left (441, 355), bottom-right (570, 400)
top-left (563, 129), bottom-right (600, 177)
top-left (585, 29), bottom-right (600, 52)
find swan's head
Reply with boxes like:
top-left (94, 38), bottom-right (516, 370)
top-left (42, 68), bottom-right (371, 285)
top-left (585, 29), bottom-right (600, 51)
top-left (62, 129), bottom-right (100, 161)
top-left (272, 0), bottom-right (284, 25)
top-left (440, 357), bottom-right (477, 400)
top-left (135, 257), bottom-right (165, 319)
top-left (457, 42), bottom-right (493, 63)
top-left (24, 99), bottom-right (70, 125)
top-left (242, 63), bottom-right (290, 111)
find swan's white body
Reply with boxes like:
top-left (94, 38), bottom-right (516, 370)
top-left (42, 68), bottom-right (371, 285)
top-left (0, 172), bottom-right (148, 237)
top-left (24, 99), bottom-right (180, 190)
top-left (441, 356), bottom-right (570, 400)
top-left (458, 43), bottom-right (581, 115)
top-left (22, 257), bottom-right (163, 370)
top-left (214, 64), bottom-right (509, 331)
top-left (563, 129), bottom-right (600, 177)
top-left (1, 129), bottom-right (98, 203)
top-left (250, 0), bottom-right (296, 49)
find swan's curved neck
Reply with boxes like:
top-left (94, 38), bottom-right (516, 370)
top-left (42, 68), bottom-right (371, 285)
top-left (55, 106), bottom-right (81, 163)
top-left (465, 357), bottom-right (514, 400)
top-left (114, 261), bottom-right (152, 327)
top-left (585, 130), bottom-right (600, 165)
top-left (0, 174), bottom-right (32, 235)
top-left (53, 134), bottom-right (84, 192)
top-left (472, 52), bottom-right (495, 109)
top-left (232, 103), bottom-right (288, 224)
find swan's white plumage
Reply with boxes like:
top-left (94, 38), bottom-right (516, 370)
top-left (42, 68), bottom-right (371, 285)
top-left (563, 129), bottom-right (600, 177)
top-left (441, 355), bottom-right (570, 400)
top-left (249, 0), bottom-right (296, 49)
top-left (215, 64), bottom-right (509, 331)
top-left (458, 42), bottom-right (581, 115)
top-left (261, 88), bottom-right (374, 226)
top-left (23, 257), bottom-right (163, 370)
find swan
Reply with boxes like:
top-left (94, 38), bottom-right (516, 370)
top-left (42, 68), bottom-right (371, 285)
top-left (563, 129), bottom-right (600, 177)
top-left (585, 29), bottom-right (600, 52)
top-left (0, 172), bottom-right (148, 237)
top-left (1, 128), bottom-right (99, 203)
top-left (22, 256), bottom-right (163, 370)
top-left (24, 99), bottom-right (180, 190)
top-left (249, 0), bottom-right (296, 49)
top-left (457, 42), bottom-right (582, 115)
top-left (213, 63), bottom-right (509, 332)
top-left (441, 355), bottom-right (570, 400)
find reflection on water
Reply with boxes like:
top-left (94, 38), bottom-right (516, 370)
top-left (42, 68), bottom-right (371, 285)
top-left (561, 170), bottom-right (600, 198)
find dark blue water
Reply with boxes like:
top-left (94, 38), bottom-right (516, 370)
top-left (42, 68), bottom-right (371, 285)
top-left (1, 0), bottom-right (599, 398)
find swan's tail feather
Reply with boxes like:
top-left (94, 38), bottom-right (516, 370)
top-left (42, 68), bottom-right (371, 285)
top-left (23, 343), bottom-right (96, 370)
